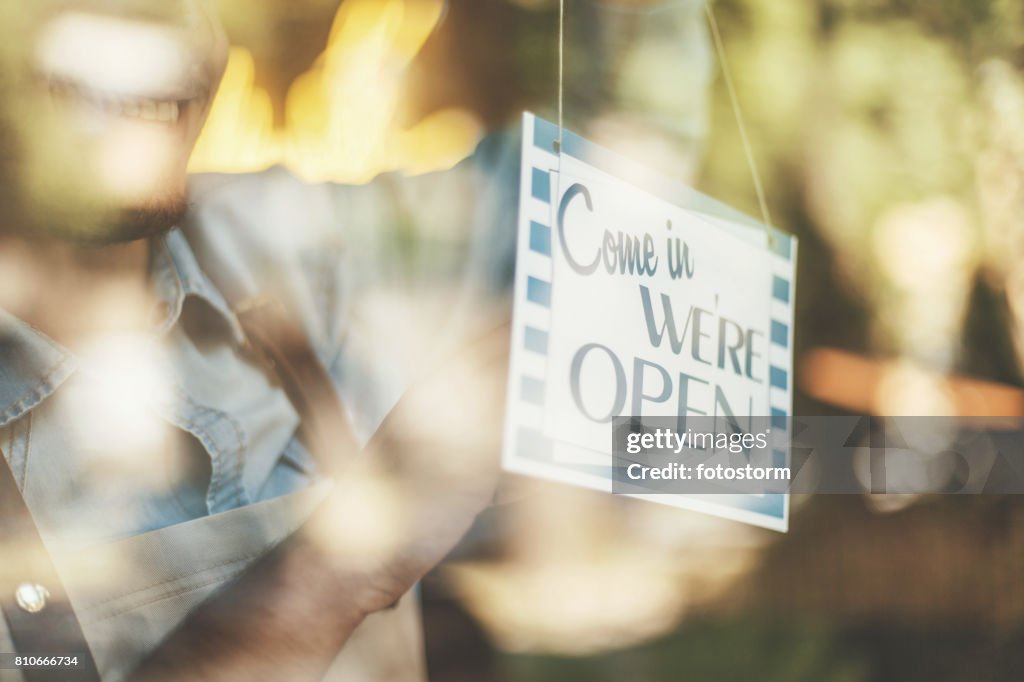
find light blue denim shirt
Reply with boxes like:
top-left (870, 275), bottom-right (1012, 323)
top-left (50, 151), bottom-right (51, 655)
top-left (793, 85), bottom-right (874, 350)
top-left (0, 129), bottom-right (520, 539)
top-left (0, 227), bottom-right (316, 543)
top-left (0, 130), bottom-right (520, 681)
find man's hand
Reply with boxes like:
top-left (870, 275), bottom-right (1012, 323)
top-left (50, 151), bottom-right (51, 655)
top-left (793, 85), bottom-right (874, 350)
top-left (308, 320), bottom-right (511, 616)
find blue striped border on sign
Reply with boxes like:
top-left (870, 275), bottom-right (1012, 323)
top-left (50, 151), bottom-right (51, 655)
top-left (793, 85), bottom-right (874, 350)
top-left (770, 320), bottom-right (789, 348)
top-left (771, 408), bottom-right (787, 430)
top-left (529, 221), bottom-right (551, 256)
top-left (520, 377), bottom-right (545, 405)
top-left (526, 277), bottom-right (551, 307)
top-left (769, 366), bottom-right (788, 391)
top-left (531, 168), bottom-right (551, 203)
top-left (772, 276), bottom-right (790, 304)
top-left (524, 326), bottom-right (549, 355)
top-left (772, 234), bottom-right (793, 260)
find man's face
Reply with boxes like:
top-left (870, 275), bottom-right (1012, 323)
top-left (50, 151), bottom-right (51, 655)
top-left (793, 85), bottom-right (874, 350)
top-left (0, 1), bottom-right (228, 243)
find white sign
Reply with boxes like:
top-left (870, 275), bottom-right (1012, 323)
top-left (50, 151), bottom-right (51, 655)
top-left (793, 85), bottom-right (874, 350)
top-left (503, 113), bottom-right (797, 532)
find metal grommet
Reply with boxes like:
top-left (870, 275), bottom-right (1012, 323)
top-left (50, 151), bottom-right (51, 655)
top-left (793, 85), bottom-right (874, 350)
top-left (14, 583), bottom-right (49, 614)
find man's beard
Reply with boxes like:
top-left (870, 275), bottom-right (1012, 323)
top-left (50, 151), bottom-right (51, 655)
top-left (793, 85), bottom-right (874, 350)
top-left (91, 196), bottom-right (190, 245)
top-left (0, 176), bottom-right (190, 245)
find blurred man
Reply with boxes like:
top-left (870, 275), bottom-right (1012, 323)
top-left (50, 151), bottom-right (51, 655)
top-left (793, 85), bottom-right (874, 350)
top-left (0, 3), bottom-right (519, 681)
top-left (0, 0), bottom-right (708, 680)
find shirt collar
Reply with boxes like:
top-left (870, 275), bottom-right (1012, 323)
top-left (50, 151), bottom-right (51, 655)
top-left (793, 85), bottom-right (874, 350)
top-left (0, 228), bottom-right (244, 427)
top-left (149, 228), bottom-right (245, 344)
top-left (0, 310), bottom-right (78, 428)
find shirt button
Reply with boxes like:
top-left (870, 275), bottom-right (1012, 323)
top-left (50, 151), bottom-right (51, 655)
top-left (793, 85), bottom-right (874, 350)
top-left (14, 583), bottom-right (49, 614)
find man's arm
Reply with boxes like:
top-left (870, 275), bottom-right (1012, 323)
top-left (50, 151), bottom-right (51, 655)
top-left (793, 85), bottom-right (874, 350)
top-left (132, 322), bottom-right (509, 682)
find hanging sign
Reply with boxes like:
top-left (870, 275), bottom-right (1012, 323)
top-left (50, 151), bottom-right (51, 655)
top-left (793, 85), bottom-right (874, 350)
top-left (503, 112), bottom-right (797, 531)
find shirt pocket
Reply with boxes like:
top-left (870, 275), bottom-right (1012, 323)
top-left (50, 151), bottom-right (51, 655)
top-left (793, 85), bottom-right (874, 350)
top-left (50, 482), bottom-right (330, 682)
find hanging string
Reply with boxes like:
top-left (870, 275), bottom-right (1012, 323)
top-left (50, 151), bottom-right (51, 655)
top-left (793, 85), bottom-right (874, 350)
top-left (557, 0), bottom-right (565, 154)
top-left (704, 2), bottom-right (775, 245)
top-left (554, 2), bottom-right (772, 243)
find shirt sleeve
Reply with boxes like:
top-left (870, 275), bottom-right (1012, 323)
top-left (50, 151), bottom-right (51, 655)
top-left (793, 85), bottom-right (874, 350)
top-left (311, 128), bottom-right (521, 434)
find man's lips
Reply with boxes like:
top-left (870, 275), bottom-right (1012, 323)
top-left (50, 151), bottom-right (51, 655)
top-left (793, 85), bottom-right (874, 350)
top-left (34, 11), bottom-right (211, 126)
top-left (45, 76), bottom-right (192, 125)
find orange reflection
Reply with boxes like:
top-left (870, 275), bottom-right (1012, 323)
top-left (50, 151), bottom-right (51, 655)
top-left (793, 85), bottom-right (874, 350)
top-left (802, 347), bottom-right (1024, 421)
top-left (189, 0), bottom-right (482, 183)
